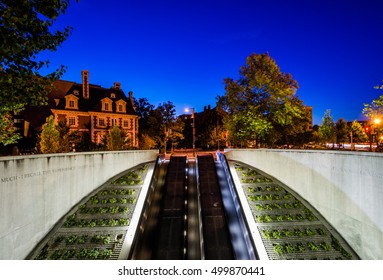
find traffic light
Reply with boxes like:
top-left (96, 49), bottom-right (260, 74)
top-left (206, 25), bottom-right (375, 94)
top-left (364, 125), bottom-right (371, 134)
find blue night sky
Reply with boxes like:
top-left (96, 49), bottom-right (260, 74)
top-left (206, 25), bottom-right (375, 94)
top-left (37, 0), bottom-right (383, 125)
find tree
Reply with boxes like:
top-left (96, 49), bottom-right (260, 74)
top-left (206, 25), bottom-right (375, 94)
top-left (139, 134), bottom-right (156, 150)
top-left (217, 53), bottom-right (309, 147)
top-left (106, 125), bottom-right (127, 151)
top-left (0, 0), bottom-right (74, 145)
top-left (335, 118), bottom-right (349, 144)
top-left (363, 80), bottom-right (383, 119)
top-left (318, 109), bottom-right (335, 144)
top-left (39, 115), bottom-right (60, 153)
top-left (350, 120), bottom-right (368, 143)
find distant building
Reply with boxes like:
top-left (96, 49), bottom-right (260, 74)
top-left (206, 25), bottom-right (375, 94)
top-left (17, 70), bottom-right (139, 151)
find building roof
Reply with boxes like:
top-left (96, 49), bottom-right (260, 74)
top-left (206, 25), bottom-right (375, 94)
top-left (49, 80), bottom-right (138, 115)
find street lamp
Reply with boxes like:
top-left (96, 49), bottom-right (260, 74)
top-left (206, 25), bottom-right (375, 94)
top-left (374, 118), bottom-right (381, 151)
top-left (185, 108), bottom-right (195, 156)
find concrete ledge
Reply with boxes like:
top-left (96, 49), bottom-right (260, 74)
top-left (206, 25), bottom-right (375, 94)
top-left (224, 149), bottom-right (383, 260)
top-left (0, 150), bottom-right (158, 259)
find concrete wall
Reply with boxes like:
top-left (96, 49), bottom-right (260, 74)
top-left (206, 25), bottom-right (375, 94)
top-left (225, 149), bottom-right (383, 259)
top-left (0, 150), bottom-right (158, 260)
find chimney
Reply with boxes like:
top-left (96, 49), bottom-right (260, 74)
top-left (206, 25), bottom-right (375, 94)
top-left (82, 70), bottom-right (89, 99)
top-left (128, 91), bottom-right (136, 110)
top-left (114, 82), bottom-right (121, 89)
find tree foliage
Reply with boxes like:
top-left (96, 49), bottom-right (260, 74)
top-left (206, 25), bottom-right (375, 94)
top-left (350, 120), bottom-right (368, 143)
top-left (39, 115), bottom-right (60, 153)
top-left (318, 109), bottom-right (335, 143)
top-left (363, 80), bottom-right (383, 119)
top-left (217, 53), bottom-right (310, 147)
top-left (106, 125), bottom-right (127, 151)
top-left (0, 0), bottom-right (74, 144)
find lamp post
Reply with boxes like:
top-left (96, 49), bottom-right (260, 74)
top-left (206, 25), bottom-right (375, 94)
top-left (185, 108), bottom-right (195, 156)
top-left (374, 118), bottom-right (381, 151)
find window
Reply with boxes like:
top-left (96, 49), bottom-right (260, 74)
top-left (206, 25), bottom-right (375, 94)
top-left (99, 118), bottom-right (105, 126)
top-left (111, 93), bottom-right (116, 99)
top-left (116, 100), bottom-right (127, 113)
top-left (111, 118), bottom-right (117, 126)
top-left (123, 120), bottom-right (129, 128)
top-left (65, 95), bottom-right (78, 110)
top-left (68, 117), bottom-right (76, 126)
top-left (104, 103), bottom-right (109, 111)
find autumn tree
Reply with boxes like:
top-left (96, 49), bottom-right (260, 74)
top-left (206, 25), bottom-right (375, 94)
top-left (39, 115), bottom-right (60, 153)
top-left (350, 120), bottom-right (368, 143)
top-left (217, 53), bottom-right (309, 147)
top-left (106, 125), bottom-right (127, 151)
top-left (0, 0), bottom-right (75, 145)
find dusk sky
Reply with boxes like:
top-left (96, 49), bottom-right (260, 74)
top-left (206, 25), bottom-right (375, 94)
top-left (37, 0), bottom-right (383, 125)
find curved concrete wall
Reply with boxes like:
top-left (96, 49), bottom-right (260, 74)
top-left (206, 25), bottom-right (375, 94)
top-left (0, 150), bottom-right (158, 260)
top-left (225, 149), bottom-right (383, 259)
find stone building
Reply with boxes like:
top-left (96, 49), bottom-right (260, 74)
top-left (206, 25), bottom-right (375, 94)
top-left (48, 70), bottom-right (139, 147)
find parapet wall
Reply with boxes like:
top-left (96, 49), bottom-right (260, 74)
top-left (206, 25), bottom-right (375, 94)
top-left (225, 149), bottom-right (383, 260)
top-left (0, 150), bottom-right (158, 260)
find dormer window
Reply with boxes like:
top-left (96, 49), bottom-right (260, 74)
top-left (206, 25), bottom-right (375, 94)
top-left (116, 99), bottom-right (127, 113)
top-left (73, 90), bottom-right (79, 96)
top-left (111, 93), bottom-right (116, 99)
top-left (65, 94), bottom-right (79, 110)
top-left (101, 97), bottom-right (113, 112)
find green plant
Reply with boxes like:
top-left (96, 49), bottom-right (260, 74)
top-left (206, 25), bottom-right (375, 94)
top-left (91, 234), bottom-right (111, 244)
top-left (61, 249), bottom-right (75, 260)
top-left (119, 206), bottom-right (128, 213)
top-left (108, 219), bottom-right (119, 226)
top-left (319, 242), bottom-right (331, 251)
top-left (66, 235), bottom-right (78, 245)
top-left (100, 190), bottom-right (109, 196)
top-left (305, 228), bottom-right (315, 236)
top-left (261, 230), bottom-right (272, 239)
top-left (265, 204), bottom-right (273, 210)
top-left (276, 215), bottom-right (283, 221)
top-left (296, 214), bottom-right (305, 220)
top-left (272, 230), bottom-right (282, 239)
top-left (273, 244), bottom-right (285, 255)
top-left (76, 249), bottom-right (88, 259)
top-left (77, 235), bottom-right (88, 244)
top-left (109, 206), bottom-right (119, 214)
top-left (90, 195), bottom-right (99, 205)
top-left (100, 249), bottom-right (113, 259)
top-left (285, 214), bottom-right (294, 221)
top-left (296, 243), bottom-right (305, 252)
top-left (307, 242), bottom-right (318, 251)
top-left (273, 203), bottom-right (282, 209)
top-left (119, 218), bottom-right (129, 226)
top-left (282, 229), bottom-right (293, 237)
top-left (120, 198), bottom-right (127, 204)
top-left (294, 228), bottom-right (304, 236)
top-left (265, 215), bottom-right (273, 222)
top-left (316, 228), bottom-right (327, 236)
top-left (86, 248), bottom-right (100, 259)
top-left (285, 243), bottom-right (295, 253)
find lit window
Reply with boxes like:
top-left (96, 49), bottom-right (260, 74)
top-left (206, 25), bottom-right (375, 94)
top-left (111, 93), bottom-right (116, 99)
top-left (99, 118), bottom-right (105, 126)
top-left (68, 117), bottom-right (76, 126)
top-left (69, 100), bottom-right (75, 108)
top-left (105, 103), bottom-right (109, 111)
top-left (123, 120), bottom-right (129, 127)
top-left (112, 119), bottom-right (117, 126)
